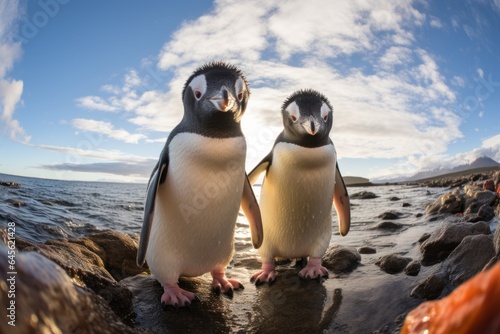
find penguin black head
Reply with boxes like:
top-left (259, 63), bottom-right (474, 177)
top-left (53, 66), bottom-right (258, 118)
top-left (281, 89), bottom-right (333, 145)
top-left (181, 62), bottom-right (250, 130)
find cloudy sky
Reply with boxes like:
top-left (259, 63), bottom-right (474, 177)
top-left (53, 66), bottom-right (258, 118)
top-left (1, 0), bottom-right (499, 182)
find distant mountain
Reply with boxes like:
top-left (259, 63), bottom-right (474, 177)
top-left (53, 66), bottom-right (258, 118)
top-left (374, 155), bottom-right (500, 183)
top-left (406, 156), bottom-right (500, 182)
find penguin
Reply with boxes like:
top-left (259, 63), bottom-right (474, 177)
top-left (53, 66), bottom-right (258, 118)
top-left (137, 61), bottom-right (263, 309)
top-left (248, 89), bottom-right (350, 284)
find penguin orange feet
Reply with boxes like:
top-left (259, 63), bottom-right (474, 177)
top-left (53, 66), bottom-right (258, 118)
top-left (210, 271), bottom-right (244, 298)
top-left (251, 262), bottom-right (277, 285)
top-left (160, 284), bottom-right (200, 311)
top-left (298, 257), bottom-right (329, 280)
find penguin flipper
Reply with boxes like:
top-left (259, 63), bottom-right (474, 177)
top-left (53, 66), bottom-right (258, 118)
top-left (248, 152), bottom-right (272, 185)
top-left (333, 163), bottom-right (351, 236)
top-left (137, 153), bottom-right (169, 267)
top-left (241, 174), bottom-right (263, 248)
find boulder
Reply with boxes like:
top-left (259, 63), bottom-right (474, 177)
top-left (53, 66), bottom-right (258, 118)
top-left (389, 196), bottom-right (400, 201)
top-left (410, 273), bottom-right (447, 300)
top-left (350, 191), bottom-right (378, 199)
top-left (375, 221), bottom-right (404, 231)
top-left (419, 221), bottom-right (490, 265)
top-left (378, 211), bottom-right (401, 220)
top-left (17, 230), bottom-right (143, 324)
top-left (404, 261), bottom-right (421, 276)
top-left (402, 202), bottom-right (412, 207)
top-left (322, 245), bottom-right (361, 273)
top-left (474, 190), bottom-right (497, 207)
top-left (375, 254), bottom-right (412, 274)
top-left (483, 179), bottom-right (495, 191)
top-left (357, 246), bottom-right (376, 254)
top-left (442, 234), bottom-right (495, 286)
top-left (494, 225), bottom-right (500, 256)
top-left (0, 246), bottom-right (141, 334)
top-left (477, 204), bottom-right (495, 221)
top-left (425, 189), bottom-right (464, 215)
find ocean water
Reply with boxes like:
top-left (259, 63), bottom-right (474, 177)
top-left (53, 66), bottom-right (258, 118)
top-left (0, 173), bottom-right (145, 243)
top-left (0, 172), bottom-right (450, 249)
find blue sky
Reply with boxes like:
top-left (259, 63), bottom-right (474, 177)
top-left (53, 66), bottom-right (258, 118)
top-left (1, 0), bottom-right (499, 182)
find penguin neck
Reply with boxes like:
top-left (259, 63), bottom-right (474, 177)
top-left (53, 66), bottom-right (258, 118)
top-left (278, 130), bottom-right (331, 148)
top-left (179, 111), bottom-right (243, 139)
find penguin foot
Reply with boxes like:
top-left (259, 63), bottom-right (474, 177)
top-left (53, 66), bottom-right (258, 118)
top-left (160, 284), bottom-right (200, 310)
top-left (211, 271), bottom-right (243, 297)
top-left (250, 262), bottom-right (277, 285)
top-left (298, 257), bottom-right (329, 280)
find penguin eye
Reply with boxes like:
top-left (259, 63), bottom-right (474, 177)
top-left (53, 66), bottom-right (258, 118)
top-left (194, 91), bottom-right (202, 100)
top-left (291, 115), bottom-right (297, 122)
top-left (237, 92), bottom-right (243, 101)
top-left (323, 114), bottom-right (328, 122)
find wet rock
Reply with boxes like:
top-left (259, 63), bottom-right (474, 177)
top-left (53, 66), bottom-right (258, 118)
top-left (357, 246), bottom-right (376, 254)
top-left (404, 261), bottom-right (421, 276)
top-left (442, 234), bottom-right (495, 286)
top-left (464, 214), bottom-right (483, 223)
top-left (378, 211), bottom-right (401, 220)
top-left (497, 185), bottom-right (500, 197)
top-left (375, 221), bottom-right (403, 231)
top-left (17, 230), bottom-right (142, 323)
top-left (376, 254), bottom-right (412, 274)
top-left (494, 224), bottom-right (500, 256)
top-left (0, 181), bottom-right (20, 187)
top-left (322, 245), bottom-right (361, 273)
top-left (5, 199), bottom-right (24, 207)
top-left (410, 273), bottom-right (447, 300)
top-left (425, 189), bottom-right (464, 215)
top-left (493, 170), bottom-right (500, 187)
top-left (402, 202), bottom-right (411, 207)
top-left (415, 213), bottom-right (423, 218)
top-left (483, 179), bottom-right (495, 191)
top-left (474, 190), bottom-right (497, 207)
top-left (0, 246), bottom-right (140, 334)
top-left (464, 200), bottom-right (479, 214)
top-left (478, 204), bottom-right (495, 221)
top-left (351, 191), bottom-right (378, 199)
top-left (85, 231), bottom-right (144, 280)
top-left (419, 221), bottom-right (490, 265)
top-left (418, 233), bottom-right (431, 243)
top-left (389, 196), bottom-right (400, 201)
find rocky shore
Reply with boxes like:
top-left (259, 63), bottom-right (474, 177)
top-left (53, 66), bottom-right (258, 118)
top-left (1, 170), bottom-right (499, 333)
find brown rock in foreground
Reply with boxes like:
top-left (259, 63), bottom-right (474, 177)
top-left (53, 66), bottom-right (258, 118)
top-left (0, 245), bottom-right (146, 334)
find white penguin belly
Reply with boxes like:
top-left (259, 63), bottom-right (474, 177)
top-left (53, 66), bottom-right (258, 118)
top-left (146, 133), bottom-right (246, 284)
top-left (259, 143), bottom-right (336, 260)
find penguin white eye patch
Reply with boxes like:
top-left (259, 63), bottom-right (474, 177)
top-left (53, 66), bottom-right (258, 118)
top-left (321, 102), bottom-right (331, 122)
top-left (188, 74), bottom-right (207, 100)
top-left (235, 77), bottom-right (246, 101)
top-left (285, 101), bottom-right (300, 122)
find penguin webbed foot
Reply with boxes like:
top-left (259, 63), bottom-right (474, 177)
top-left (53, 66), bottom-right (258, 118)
top-left (298, 257), bottom-right (329, 281)
top-left (160, 284), bottom-right (200, 311)
top-left (250, 262), bottom-right (277, 286)
top-left (211, 272), bottom-right (243, 298)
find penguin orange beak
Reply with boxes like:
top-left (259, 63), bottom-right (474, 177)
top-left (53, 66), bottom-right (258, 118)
top-left (302, 116), bottom-right (320, 136)
top-left (209, 86), bottom-right (236, 112)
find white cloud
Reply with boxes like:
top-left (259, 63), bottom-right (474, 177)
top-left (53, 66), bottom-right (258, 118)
top-left (0, 0), bottom-right (29, 143)
top-left (71, 118), bottom-right (146, 144)
top-left (429, 16), bottom-right (443, 28)
top-left (477, 67), bottom-right (484, 78)
top-left (75, 0), bottom-right (465, 176)
top-left (76, 96), bottom-right (118, 112)
top-left (33, 144), bottom-right (153, 162)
